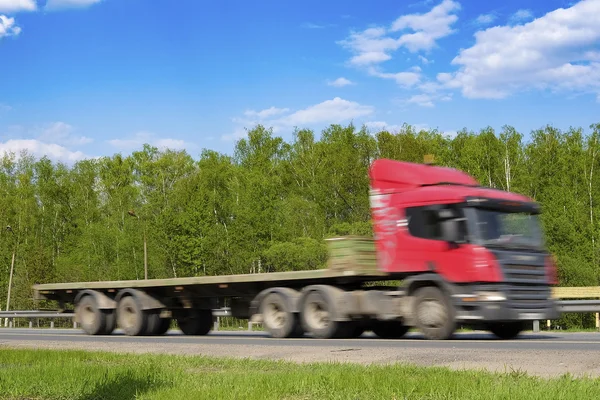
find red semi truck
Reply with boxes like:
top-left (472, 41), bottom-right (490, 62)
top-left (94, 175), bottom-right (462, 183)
top-left (33, 158), bottom-right (560, 340)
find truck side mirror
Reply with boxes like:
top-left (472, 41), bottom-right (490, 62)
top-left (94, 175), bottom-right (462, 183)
top-left (437, 210), bottom-right (465, 248)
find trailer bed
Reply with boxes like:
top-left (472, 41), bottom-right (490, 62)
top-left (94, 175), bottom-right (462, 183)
top-left (33, 236), bottom-right (387, 302)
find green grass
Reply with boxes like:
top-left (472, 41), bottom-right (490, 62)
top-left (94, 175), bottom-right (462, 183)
top-left (1, 349), bottom-right (600, 399)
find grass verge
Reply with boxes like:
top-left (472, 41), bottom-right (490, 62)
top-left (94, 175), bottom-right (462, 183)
top-left (1, 349), bottom-right (600, 399)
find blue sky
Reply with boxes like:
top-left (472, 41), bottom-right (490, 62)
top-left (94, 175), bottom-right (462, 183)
top-left (0, 0), bottom-right (599, 163)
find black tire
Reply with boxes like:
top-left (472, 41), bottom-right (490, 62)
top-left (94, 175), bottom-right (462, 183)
top-left (349, 322), bottom-right (366, 338)
top-left (117, 295), bottom-right (148, 336)
top-left (488, 321), bottom-right (525, 340)
top-left (300, 290), bottom-right (346, 339)
top-left (102, 309), bottom-right (116, 335)
top-left (371, 320), bottom-right (409, 339)
top-left (76, 295), bottom-right (106, 335)
top-left (260, 292), bottom-right (303, 338)
top-left (146, 311), bottom-right (171, 335)
top-left (155, 316), bottom-right (172, 335)
top-left (177, 309), bottom-right (213, 335)
top-left (413, 286), bottom-right (456, 340)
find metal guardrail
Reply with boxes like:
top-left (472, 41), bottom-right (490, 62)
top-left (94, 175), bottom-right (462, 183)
top-left (3, 287), bottom-right (600, 331)
top-left (0, 307), bottom-right (255, 330)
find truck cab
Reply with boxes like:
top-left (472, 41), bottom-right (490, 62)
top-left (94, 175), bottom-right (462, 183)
top-left (369, 158), bottom-right (560, 338)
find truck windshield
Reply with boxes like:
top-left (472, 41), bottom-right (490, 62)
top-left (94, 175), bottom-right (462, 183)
top-left (474, 208), bottom-right (543, 250)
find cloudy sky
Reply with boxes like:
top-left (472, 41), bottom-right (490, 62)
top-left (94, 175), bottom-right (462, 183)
top-left (0, 0), bottom-right (599, 163)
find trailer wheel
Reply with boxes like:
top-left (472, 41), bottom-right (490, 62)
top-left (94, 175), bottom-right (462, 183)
top-left (413, 286), bottom-right (456, 340)
top-left (117, 295), bottom-right (148, 336)
top-left (371, 320), bottom-right (409, 339)
top-left (76, 295), bottom-right (106, 335)
top-left (348, 321), bottom-right (366, 338)
top-left (488, 321), bottom-right (525, 340)
top-left (301, 290), bottom-right (345, 339)
top-left (102, 309), bottom-right (116, 335)
top-left (146, 311), bottom-right (171, 335)
top-left (260, 292), bottom-right (303, 338)
top-left (177, 309), bottom-right (213, 335)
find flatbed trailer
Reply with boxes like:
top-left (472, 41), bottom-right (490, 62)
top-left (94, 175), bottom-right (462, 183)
top-left (34, 237), bottom-right (409, 339)
top-left (32, 158), bottom-right (560, 340)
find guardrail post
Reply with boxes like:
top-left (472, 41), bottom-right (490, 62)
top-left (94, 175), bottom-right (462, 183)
top-left (29, 319), bottom-right (33, 329)
top-left (73, 321), bottom-right (78, 329)
top-left (214, 317), bottom-right (219, 331)
top-left (50, 321), bottom-right (54, 329)
top-left (596, 313), bottom-right (599, 331)
top-left (533, 320), bottom-right (539, 332)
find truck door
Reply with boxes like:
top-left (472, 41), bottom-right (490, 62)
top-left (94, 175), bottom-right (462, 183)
top-left (399, 204), bottom-right (476, 282)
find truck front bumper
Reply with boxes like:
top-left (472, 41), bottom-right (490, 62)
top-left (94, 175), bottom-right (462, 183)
top-left (452, 287), bottom-right (561, 324)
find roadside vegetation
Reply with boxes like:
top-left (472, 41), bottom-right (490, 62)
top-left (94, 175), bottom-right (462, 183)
top-left (1, 122), bottom-right (600, 329)
top-left (1, 348), bottom-right (599, 399)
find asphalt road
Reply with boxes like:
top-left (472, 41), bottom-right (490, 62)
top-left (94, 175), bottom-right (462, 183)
top-left (2, 328), bottom-right (600, 377)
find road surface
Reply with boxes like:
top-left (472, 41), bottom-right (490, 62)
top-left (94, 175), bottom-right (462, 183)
top-left (2, 328), bottom-right (600, 377)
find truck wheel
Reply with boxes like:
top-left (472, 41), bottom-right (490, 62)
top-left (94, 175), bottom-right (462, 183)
top-left (155, 316), bottom-right (172, 335)
top-left (371, 320), bottom-right (409, 339)
top-left (488, 321), bottom-right (525, 340)
top-left (102, 310), bottom-right (116, 335)
top-left (76, 295), bottom-right (106, 335)
top-left (348, 322), bottom-right (366, 338)
top-left (301, 290), bottom-right (345, 339)
top-left (117, 295), bottom-right (148, 336)
top-left (177, 309), bottom-right (213, 335)
top-left (146, 311), bottom-right (171, 335)
top-left (260, 292), bottom-right (303, 338)
top-left (413, 286), bottom-right (456, 340)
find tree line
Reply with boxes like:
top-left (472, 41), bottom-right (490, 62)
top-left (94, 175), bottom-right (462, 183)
top-left (1, 122), bottom-right (599, 328)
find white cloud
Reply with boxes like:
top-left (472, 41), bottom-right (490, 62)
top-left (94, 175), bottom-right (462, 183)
top-left (338, 0), bottom-right (460, 67)
top-left (338, 27), bottom-right (397, 66)
top-left (107, 131), bottom-right (190, 151)
top-left (35, 121), bottom-right (93, 146)
top-left (510, 9), bottom-right (533, 23)
top-left (0, 14), bottom-right (20, 38)
top-left (0, 139), bottom-right (88, 163)
top-left (301, 22), bottom-right (333, 29)
top-left (475, 13), bottom-right (496, 25)
top-left (408, 94), bottom-right (436, 107)
top-left (277, 97), bottom-right (374, 126)
top-left (364, 121), bottom-right (404, 133)
top-left (444, 130), bottom-right (458, 138)
top-left (369, 67), bottom-right (422, 87)
top-left (45, 0), bottom-right (102, 10)
top-left (327, 77), bottom-right (354, 87)
top-left (224, 97), bottom-right (375, 141)
top-left (418, 55), bottom-right (431, 64)
top-left (439, 0), bottom-right (600, 99)
top-left (243, 106), bottom-right (290, 119)
top-left (402, 92), bottom-right (452, 107)
top-left (390, 0), bottom-right (461, 52)
top-left (0, 0), bottom-right (36, 13)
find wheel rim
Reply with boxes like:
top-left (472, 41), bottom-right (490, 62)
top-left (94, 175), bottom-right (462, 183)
top-left (305, 299), bottom-right (329, 330)
top-left (264, 302), bottom-right (286, 329)
top-left (118, 300), bottom-right (138, 331)
top-left (417, 298), bottom-right (447, 328)
top-left (80, 303), bottom-right (96, 328)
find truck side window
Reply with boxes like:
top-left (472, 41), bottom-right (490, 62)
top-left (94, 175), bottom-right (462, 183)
top-left (405, 206), bottom-right (442, 240)
top-left (405, 206), bottom-right (468, 242)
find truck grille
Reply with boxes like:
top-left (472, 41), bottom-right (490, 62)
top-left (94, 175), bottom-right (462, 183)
top-left (506, 285), bottom-right (550, 309)
top-left (502, 263), bottom-right (551, 309)
top-left (503, 264), bottom-right (547, 285)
